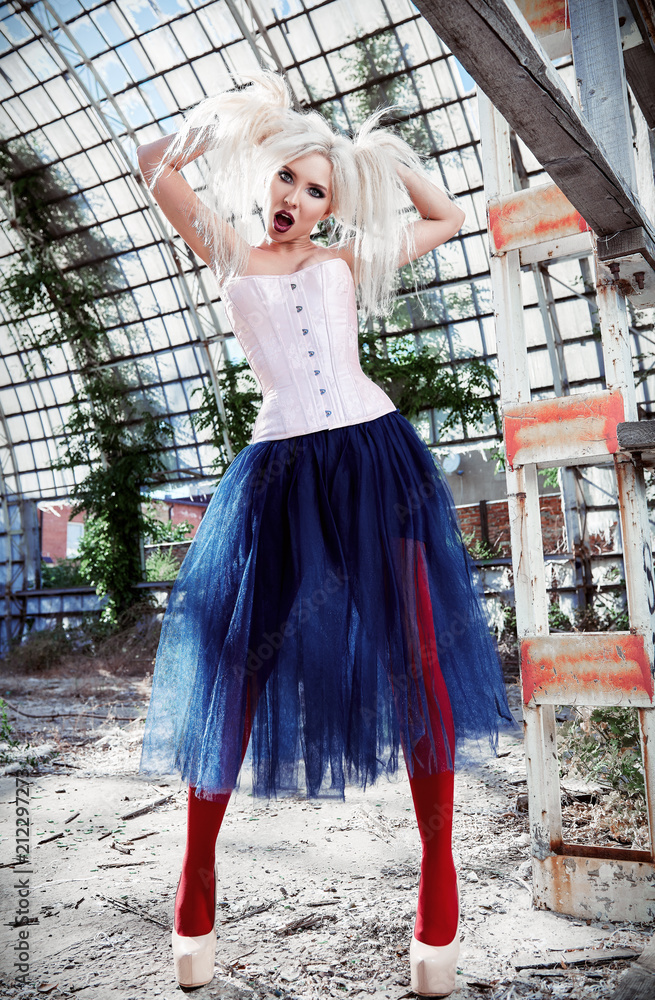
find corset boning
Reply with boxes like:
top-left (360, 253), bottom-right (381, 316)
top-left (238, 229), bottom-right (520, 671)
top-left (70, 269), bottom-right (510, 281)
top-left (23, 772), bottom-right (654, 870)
top-left (220, 257), bottom-right (397, 443)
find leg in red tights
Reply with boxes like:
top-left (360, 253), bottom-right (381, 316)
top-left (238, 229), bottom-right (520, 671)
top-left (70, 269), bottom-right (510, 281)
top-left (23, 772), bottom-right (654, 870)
top-left (175, 686), bottom-right (255, 937)
top-left (401, 539), bottom-right (458, 948)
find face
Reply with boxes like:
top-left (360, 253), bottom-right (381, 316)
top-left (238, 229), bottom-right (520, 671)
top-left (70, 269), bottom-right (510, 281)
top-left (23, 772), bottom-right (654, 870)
top-left (266, 153), bottom-right (333, 241)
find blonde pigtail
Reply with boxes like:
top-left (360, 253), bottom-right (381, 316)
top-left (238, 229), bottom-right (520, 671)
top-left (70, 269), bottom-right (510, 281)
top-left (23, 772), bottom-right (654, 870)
top-left (351, 110), bottom-right (431, 316)
top-left (147, 73), bottom-right (294, 279)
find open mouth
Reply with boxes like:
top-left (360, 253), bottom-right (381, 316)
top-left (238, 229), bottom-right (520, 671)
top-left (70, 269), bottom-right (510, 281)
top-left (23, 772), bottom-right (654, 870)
top-left (273, 211), bottom-right (294, 233)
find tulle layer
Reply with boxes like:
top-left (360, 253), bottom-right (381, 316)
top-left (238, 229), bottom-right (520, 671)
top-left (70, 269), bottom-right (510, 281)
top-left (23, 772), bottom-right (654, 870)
top-left (139, 409), bottom-right (514, 799)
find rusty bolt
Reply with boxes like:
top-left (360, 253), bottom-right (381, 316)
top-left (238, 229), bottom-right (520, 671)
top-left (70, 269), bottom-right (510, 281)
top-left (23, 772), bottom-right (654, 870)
top-left (634, 271), bottom-right (645, 290)
top-left (609, 262), bottom-right (621, 278)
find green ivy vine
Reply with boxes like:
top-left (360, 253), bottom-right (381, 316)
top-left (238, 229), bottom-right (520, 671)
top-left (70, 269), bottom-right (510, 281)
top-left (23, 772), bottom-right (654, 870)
top-left (0, 141), bottom-right (171, 622)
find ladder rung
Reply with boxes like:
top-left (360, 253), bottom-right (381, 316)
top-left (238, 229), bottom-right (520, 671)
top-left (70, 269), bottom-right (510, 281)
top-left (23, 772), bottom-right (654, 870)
top-left (521, 632), bottom-right (653, 706)
top-left (488, 182), bottom-right (591, 255)
top-left (519, 230), bottom-right (594, 265)
top-left (504, 390), bottom-right (624, 469)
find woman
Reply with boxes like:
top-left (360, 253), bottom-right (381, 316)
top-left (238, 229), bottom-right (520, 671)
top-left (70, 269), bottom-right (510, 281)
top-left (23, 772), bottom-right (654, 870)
top-left (138, 72), bottom-right (513, 997)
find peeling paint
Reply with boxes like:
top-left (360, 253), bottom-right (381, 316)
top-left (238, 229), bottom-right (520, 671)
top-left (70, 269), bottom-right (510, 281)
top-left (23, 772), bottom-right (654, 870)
top-left (519, 0), bottom-right (569, 35)
top-left (521, 633), bottom-right (653, 706)
top-left (504, 391), bottom-right (625, 469)
top-left (533, 855), bottom-right (655, 921)
top-left (488, 183), bottom-right (590, 254)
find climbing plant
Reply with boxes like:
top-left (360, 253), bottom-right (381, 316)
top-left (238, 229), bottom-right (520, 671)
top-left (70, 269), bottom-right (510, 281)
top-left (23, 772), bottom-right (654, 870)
top-left (0, 142), bottom-right (172, 621)
top-left (359, 331), bottom-right (496, 429)
top-left (192, 359), bottom-right (261, 474)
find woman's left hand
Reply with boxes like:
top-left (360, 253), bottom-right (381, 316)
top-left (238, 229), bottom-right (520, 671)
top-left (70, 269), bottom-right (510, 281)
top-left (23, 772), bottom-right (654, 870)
top-left (396, 164), bottom-right (466, 263)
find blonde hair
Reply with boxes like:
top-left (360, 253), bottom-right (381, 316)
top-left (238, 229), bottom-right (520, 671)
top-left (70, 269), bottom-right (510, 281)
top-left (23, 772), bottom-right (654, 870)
top-left (151, 72), bottom-right (435, 317)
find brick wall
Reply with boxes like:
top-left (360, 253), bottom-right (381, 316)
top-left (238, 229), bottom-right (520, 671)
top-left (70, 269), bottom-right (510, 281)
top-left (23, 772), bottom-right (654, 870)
top-left (456, 494), bottom-right (566, 555)
top-left (40, 504), bottom-right (86, 563)
top-left (40, 499), bottom-right (208, 563)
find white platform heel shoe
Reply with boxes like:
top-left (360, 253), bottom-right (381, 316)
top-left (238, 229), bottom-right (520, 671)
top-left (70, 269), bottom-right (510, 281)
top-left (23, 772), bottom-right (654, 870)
top-left (172, 867), bottom-right (217, 988)
top-left (409, 877), bottom-right (460, 996)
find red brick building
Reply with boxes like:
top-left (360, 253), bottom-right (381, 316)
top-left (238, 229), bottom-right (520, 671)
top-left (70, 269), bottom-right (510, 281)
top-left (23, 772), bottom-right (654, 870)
top-left (456, 494), bottom-right (566, 556)
top-left (39, 498), bottom-right (209, 563)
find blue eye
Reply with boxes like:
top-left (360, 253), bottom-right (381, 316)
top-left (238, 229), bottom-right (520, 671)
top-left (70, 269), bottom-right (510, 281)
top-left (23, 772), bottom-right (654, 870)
top-left (279, 170), bottom-right (292, 182)
top-left (309, 187), bottom-right (325, 198)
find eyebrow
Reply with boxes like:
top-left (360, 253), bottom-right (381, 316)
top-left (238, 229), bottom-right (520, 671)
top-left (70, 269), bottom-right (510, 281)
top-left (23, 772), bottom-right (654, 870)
top-left (281, 165), bottom-right (328, 193)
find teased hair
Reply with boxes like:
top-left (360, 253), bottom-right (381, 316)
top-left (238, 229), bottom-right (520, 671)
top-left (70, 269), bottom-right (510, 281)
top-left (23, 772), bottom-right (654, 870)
top-left (149, 72), bottom-right (442, 317)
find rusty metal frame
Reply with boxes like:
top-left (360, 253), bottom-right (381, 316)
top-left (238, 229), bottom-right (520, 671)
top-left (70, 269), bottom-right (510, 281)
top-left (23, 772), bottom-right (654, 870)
top-left (479, 86), bottom-right (655, 921)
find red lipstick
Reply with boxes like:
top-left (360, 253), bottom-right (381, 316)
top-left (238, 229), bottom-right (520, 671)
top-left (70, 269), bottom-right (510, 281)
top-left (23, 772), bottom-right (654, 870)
top-left (273, 211), bottom-right (294, 233)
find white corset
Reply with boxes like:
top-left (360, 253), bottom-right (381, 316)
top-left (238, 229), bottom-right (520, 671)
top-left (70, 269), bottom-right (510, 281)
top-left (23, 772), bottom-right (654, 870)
top-left (220, 257), bottom-right (397, 444)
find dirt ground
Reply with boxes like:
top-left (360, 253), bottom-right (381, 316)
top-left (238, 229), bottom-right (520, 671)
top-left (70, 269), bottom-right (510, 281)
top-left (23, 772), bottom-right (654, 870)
top-left (0, 661), bottom-right (650, 1000)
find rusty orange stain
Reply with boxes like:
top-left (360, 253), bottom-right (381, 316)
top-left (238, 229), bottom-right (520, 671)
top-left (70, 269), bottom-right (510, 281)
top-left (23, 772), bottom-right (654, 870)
top-left (521, 633), bottom-right (654, 706)
top-left (518, 0), bottom-right (569, 35)
top-left (504, 391), bottom-right (625, 470)
top-left (488, 183), bottom-right (590, 253)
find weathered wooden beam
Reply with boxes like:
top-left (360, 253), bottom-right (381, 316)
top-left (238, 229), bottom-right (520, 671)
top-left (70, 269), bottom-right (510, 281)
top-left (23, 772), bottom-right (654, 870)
top-left (415, 0), bottom-right (655, 239)
top-left (521, 632), bottom-right (654, 707)
top-left (618, 420), bottom-right (655, 451)
top-left (487, 181), bottom-right (589, 253)
top-left (569, 0), bottom-right (637, 193)
top-left (503, 390), bottom-right (625, 469)
top-left (624, 0), bottom-right (655, 133)
top-left (624, 43), bottom-right (655, 130)
top-left (597, 226), bottom-right (655, 305)
top-left (627, 0), bottom-right (655, 47)
top-left (533, 855), bottom-right (655, 922)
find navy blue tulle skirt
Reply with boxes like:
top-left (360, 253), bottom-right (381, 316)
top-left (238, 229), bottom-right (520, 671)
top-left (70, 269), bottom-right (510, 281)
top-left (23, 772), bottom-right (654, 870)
top-left (139, 409), bottom-right (513, 800)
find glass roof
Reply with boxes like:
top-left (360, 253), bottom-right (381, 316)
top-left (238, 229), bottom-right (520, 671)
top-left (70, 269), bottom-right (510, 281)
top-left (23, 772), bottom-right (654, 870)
top-left (0, 0), bottom-right (652, 502)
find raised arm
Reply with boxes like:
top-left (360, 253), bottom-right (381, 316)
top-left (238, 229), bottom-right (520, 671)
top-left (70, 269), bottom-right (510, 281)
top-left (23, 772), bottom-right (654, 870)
top-left (397, 164), bottom-right (466, 265)
top-left (136, 132), bottom-right (247, 268)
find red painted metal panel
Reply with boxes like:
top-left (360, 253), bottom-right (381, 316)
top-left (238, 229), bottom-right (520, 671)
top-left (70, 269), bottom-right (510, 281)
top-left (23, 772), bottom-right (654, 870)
top-left (521, 633), bottom-right (654, 706)
top-left (504, 390), bottom-right (624, 470)
top-left (488, 182), bottom-right (591, 254)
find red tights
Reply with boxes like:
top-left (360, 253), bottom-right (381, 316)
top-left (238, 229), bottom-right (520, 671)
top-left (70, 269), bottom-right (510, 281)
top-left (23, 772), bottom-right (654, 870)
top-left (401, 539), bottom-right (458, 947)
top-left (174, 688), bottom-right (253, 937)
top-left (176, 546), bottom-right (457, 946)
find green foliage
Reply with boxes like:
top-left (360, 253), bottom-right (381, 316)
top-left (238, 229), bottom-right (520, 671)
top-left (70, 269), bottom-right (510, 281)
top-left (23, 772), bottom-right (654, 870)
top-left (0, 697), bottom-right (21, 764)
top-left (144, 512), bottom-right (193, 545)
top-left (0, 142), bottom-right (172, 623)
top-left (496, 603), bottom-right (517, 643)
top-left (559, 707), bottom-right (645, 800)
top-left (61, 400), bottom-right (171, 620)
top-left (143, 514), bottom-right (193, 582)
top-left (0, 698), bottom-right (15, 744)
top-left (192, 361), bottom-right (261, 474)
top-left (547, 590), bottom-right (628, 634)
top-left (145, 549), bottom-right (183, 582)
top-left (489, 444), bottom-right (506, 475)
top-left (547, 602), bottom-right (573, 632)
top-left (461, 531), bottom-right (502, 561)
top-left (0, 696), bottom-right (43, 768)
top-left (538, 467), bottom-right (560, 489)
top-left (41, 558), bottom-right (90, 589)
top-left (359, 332), bottom-right (497, 433)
